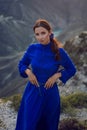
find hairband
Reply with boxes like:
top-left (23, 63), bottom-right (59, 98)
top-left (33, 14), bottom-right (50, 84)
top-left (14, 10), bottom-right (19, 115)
top-left (50, 33), bottom-right (54, 40)
top-left (35, 23), bottom-right (50, 31)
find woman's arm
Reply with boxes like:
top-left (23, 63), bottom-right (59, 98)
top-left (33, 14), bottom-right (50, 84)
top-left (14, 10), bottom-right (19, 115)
top-left (44, 72), bottom-right (62, 89)
top-left (18, 44), bottom-right (34, 78)
top-left (58, 48), bottom-right (76, 84)
top-left (18, 49), bottom-right (30, 78)
top-left (18, 44), bottom-right (39, 87)
top-left (44, 48), bottom-right (76, 89)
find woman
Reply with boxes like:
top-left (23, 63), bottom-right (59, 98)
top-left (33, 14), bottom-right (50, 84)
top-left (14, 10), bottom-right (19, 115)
top-left (15, 19), bottom-right (76, 130)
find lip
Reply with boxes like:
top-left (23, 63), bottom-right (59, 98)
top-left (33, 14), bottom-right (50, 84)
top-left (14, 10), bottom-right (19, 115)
top-left (40, 40), bottom-right (44, 43)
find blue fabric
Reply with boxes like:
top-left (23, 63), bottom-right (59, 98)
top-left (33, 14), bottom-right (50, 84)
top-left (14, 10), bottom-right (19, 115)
top-left (15, 42), bottom-right (76, 130)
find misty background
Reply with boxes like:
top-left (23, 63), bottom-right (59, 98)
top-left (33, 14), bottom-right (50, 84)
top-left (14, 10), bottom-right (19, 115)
top-left (0, 0), bottom-right (87, 97)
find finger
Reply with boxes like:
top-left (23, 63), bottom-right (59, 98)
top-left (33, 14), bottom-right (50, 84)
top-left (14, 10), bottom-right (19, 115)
top-left (30, 77), bottom-right (39, 87)
top-left (44, 82), bottom-right (48, 88)
top-left (45, 82), bottom-right (51, 89)
top-left (34, 80), bottom-right (39, 87)
top-left (30, 80), bottom-right (35, 85)
top-left (33, 76), bottom-right (39, 87)
top-left (29, 77), bottom-right (36, 85)
top-left (47, 81), bottom-right (54, 88)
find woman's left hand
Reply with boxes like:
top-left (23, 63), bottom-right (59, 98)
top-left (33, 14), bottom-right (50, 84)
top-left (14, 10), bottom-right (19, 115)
top-left (44, 73), bottom-right (61, 89)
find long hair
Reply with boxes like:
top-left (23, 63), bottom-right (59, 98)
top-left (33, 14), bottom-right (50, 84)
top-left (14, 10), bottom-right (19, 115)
top-left (33, 19), bottom-right (63, 60)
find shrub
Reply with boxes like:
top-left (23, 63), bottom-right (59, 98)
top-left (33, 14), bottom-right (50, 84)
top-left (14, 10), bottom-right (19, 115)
top-left (61, 92), bottom-right (87, 111)
top-left (60, 96), bottom-right (76, 117)
top-left (60, 92), bottom-right (87, 117)
top-left (0, 119), bottom-right (6, 128)
top-left (9, 94), bottom-right (22, 111)
top-left (66, 92), bottom-right (87, 108)
top-left (60, 96), bottom-right (70, 113)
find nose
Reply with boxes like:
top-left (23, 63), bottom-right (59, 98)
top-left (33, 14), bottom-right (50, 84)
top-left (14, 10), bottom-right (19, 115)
top-left (38, 34), bottom-right (43, 40)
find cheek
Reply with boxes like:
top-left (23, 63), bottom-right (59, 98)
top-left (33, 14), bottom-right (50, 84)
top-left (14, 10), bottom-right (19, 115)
top-left (44, 34), bottom-right (50, 39)
top-left (35, 36), bottom-right (39, 40)
top-left (46, 35), bottom-right (50, 40)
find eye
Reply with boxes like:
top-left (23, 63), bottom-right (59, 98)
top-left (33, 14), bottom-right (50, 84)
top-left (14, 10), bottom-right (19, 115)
top-left (35, 33), bottom-right (39, 36)
top-left (41, 31), bottom-right (46, 35)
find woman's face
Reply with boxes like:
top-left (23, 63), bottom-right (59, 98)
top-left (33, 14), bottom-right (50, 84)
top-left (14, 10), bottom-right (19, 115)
top-left (34, 27), bottom-right (51, 45)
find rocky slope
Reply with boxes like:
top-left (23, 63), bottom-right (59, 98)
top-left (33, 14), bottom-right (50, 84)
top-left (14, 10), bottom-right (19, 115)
top-left (0, 1), bottom-right (87, 129)
top-left (0, 99), bottom-right (17, 130)
top-left (0, 31), bottom-right (87, 130)
top-left (58, 31), bottom-right (87, 95)
top-left (0, 0), bottom-right (87, 97)
top-left (0, 98), bottom-right (87, 130)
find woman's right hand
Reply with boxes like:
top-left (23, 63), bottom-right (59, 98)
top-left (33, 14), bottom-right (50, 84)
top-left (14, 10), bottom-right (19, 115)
top-left (25, 69), bottom-right (39, 87)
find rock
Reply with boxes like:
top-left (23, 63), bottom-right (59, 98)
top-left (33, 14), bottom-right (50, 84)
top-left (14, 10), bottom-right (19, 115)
top-left (59, 31), bottom-right (87, 96)
top-left (60, 108), bottom-right (87, 121)
top-left (0, 100), bottom-right (17, 130)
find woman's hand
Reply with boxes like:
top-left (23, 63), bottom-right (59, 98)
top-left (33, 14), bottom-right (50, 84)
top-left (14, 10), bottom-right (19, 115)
top-left (25, 69), bottom-right (39, 87)
top-left (44, 73), bottom-right (61, 89)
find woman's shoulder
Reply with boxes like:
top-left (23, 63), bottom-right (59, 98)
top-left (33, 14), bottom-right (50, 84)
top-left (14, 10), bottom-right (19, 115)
top-left (59, 48), bottom-right (66, 54)
top-left (59, 48), bottom-right (69, 58)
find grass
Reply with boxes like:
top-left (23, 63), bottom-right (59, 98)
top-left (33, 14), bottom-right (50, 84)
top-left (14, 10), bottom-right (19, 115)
top-left (2, 92), bottom-right (87, 114)
top-left (0, 119), bottom-right (6, 129)
top-left (9, 94), bottom-right (22, 111)
top-left (1, 92), bottom-right (87, 129)
top-left (60, 92), bottom-right (87, 116)
top-left (2, 94), bottom-right (22, 112)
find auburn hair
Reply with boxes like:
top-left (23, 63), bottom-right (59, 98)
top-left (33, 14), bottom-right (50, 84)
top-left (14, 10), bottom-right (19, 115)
top-left (33, 19), bottom-right (63, 60)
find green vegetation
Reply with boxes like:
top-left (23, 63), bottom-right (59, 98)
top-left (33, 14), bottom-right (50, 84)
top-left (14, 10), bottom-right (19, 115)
top-left (2, 92), bottom-right (87, 114)
top-left (2, 92), bottom-right (87, 115)
top-left (65, 92), bottom-right (87, 108)
top-left (2, 94), bottom-right (22, 112)
top-left (0, 119), bottom-right (6, 129)
top-left (1, 92), bottom-right (87, 129)
top-left (9, 94), bottom-right (22, 111)
top-left (61, 92), bottom-right (87, 115)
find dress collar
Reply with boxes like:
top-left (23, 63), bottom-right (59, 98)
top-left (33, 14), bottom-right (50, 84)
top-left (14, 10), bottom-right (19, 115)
top-left (39, 42), bottom-right (52, 48)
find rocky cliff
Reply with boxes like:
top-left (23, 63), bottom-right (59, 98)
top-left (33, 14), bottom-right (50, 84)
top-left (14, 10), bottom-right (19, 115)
top-left (0, 0), bottom-right (87, 97)
top-left (58, 31), bottom-right (87, 95)
top-left (0, 31), bottom-right (87, 130)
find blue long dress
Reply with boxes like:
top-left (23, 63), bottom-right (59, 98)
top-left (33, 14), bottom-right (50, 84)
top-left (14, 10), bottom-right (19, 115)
top-left (15, 42), bottom-right (76, 130)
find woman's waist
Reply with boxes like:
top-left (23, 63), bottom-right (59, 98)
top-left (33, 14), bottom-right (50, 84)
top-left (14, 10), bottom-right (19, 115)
top-left (37, 76), bottom-right (49, 85)
top-left (33, 73), bottom-right (58, 86)
top-left (36, 74), bottom-right (53, 81)
top-left (38, 81), bottom-right (57, 87)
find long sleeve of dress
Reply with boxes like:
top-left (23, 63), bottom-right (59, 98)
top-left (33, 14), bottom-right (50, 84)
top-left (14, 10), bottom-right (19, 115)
top-left (59, 48), bottom-right (76, 84)
top-left (18, 45), bottom-right (32, 78)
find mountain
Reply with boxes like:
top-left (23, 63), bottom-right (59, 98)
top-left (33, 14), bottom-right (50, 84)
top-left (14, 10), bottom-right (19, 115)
top-left (0, 0), bottom-right (87, 29)
top-left (0, 0), bottom-right (87, 97)
top-left (59, 31), bottom-right (87, 95)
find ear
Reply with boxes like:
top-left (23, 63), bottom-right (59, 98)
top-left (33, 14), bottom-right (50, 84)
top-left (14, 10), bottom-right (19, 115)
top-left (49, 30), bottom-right (52, 35)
